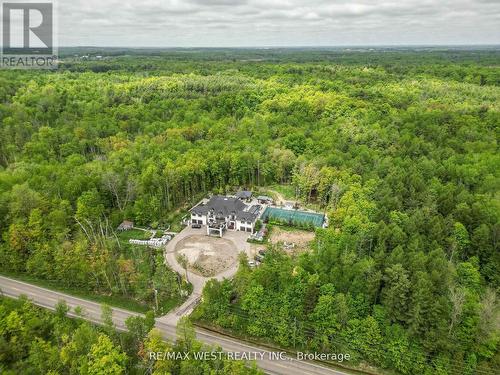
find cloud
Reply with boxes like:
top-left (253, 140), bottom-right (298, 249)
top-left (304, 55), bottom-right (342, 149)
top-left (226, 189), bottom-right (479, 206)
top-left (57, 0), bottom-right (500, 46)
top-left (187, 0), bottom-right (249, 5)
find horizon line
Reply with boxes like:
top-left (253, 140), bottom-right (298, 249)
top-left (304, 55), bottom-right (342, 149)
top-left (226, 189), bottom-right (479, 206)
top-left (55, 44), bottom-right (500, 49)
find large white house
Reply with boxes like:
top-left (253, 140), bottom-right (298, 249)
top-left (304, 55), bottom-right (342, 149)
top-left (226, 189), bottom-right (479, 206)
top-left (190, 195), bottom-right (260, 237)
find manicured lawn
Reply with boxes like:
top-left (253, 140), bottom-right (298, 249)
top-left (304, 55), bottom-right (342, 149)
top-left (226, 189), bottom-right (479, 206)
top-left (116, 228), bottom-right (152, 242)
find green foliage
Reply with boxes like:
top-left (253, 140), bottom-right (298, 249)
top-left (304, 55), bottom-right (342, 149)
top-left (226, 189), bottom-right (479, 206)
top-left (0, 49), bottom-right (499, 374)
top-left (254, 219), bottom-right (263, 232)
top-left (87, 335), bottom-right (127, 375)
top-left (0, 297), bottom-right (262, 374)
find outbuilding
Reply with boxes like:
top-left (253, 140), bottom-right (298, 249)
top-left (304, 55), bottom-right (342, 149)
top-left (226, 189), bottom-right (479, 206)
top-left (236, 190), bottom-right (253, 201)
top-left (117, 220), bottom-right (134, 231)
top-left (256, 195), bottom-right (273, 204)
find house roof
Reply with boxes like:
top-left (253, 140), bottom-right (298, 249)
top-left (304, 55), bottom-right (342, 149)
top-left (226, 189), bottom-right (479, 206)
top-left (236, 190), bottom-right (252, 199)
top-left (191, 195), bottom-right (257, 222)
top-left (236, 211), bottom-right (257, 222)
top-left (191, 196), bottom-right (246, 217)
top-left (117, 220), bottom-right (134, 229)
top-left (248, 205), bottom-right (261, 214)
top-left (256, 195), bottom-right (272, 201)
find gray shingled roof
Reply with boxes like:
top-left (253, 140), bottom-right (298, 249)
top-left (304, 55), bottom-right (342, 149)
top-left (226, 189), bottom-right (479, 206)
top-left (191, 196), bottom-right (245, 216)
top-left (236, 211), bottom-right (257, 222)
top-left (249, 205), bottom-right (261, 214)
top-left (236, 190), bottom-right (252, 199)
top-left (257, 195), bottom-right (272, 201)
top-left (191, 196), bottom-right (257, 222)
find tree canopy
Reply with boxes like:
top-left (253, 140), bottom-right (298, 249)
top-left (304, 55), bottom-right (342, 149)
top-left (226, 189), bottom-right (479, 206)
top-left (0, 48), bottom-right (498, 374)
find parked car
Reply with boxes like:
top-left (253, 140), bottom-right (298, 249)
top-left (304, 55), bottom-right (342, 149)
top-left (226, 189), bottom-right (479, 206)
top-left (255, 254), bottom-right (264, 262)
top-left (258, 249), bottom-right (266, 256)
top-left (248, 260), bottom-right (256, 268)
top-left (191, 223), bottom-right (202, 229)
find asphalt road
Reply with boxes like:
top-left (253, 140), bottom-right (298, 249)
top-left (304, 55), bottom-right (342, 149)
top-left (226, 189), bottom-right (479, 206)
top-left (0, 275), bottom-right (355, 375)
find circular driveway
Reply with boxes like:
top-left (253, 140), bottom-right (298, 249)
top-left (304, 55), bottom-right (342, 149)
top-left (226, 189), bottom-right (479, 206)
top-left (174, 235), bottom-right (239, 277)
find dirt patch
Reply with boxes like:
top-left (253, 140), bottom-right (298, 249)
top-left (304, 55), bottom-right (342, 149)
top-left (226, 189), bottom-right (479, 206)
top-left (174, 235), bottom-right (238, 277)
top-left (269, 227), bottom-right (315, 253)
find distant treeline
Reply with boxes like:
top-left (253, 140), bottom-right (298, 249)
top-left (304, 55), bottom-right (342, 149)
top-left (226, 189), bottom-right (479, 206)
top-left (0, 50), bottom-right (498, 374)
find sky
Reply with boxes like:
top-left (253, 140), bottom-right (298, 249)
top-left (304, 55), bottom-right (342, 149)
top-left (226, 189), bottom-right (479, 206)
top-left (54, 0), bottom-right (500, 47)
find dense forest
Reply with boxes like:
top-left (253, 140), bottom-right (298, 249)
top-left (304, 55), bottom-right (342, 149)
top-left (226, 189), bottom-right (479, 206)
top-left (0, 48), bottom-right (499, 374)
top-left (0, 296), bottom-right (260, 374)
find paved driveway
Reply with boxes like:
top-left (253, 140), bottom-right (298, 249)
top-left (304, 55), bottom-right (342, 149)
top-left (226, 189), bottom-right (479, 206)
top-left (159, 226), bottom-right (251, 324)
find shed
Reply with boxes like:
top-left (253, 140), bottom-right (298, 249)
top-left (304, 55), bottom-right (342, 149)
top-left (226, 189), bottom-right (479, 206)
top-left (257, 195), bottom-right (273, 204)
top-left (117, 220), bottom-right (134, 231)
top-left (236, 190), bottom-right (252, 200)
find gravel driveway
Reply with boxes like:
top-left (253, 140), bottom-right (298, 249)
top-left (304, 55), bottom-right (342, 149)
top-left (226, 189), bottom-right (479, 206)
top-left (158, 226), bottom-right (251, 324)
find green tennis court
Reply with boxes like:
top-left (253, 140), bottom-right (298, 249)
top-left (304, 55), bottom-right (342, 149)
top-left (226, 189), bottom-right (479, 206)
top-left (261, 207), bottom-right (325, 227)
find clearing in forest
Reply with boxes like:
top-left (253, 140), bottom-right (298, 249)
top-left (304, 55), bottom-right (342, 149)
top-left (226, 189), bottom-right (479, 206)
top-left (174, 235), bottom-right (239, 277)
top-left (269, 227), bottom-right (315, 253)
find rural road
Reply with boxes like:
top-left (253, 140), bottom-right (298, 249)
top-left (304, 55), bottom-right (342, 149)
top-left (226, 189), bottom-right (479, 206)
top-left (0, 275), bottom-right (355, 375)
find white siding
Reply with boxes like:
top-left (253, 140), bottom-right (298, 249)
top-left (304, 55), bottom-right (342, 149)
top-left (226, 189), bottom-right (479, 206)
top-left (236, 220), bottom-right (254, 233)
top-left (191, 213), bottom-right (207, 225)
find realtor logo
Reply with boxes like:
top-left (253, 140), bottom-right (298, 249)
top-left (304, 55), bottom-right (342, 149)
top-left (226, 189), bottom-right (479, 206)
top-left (1, 1), bottom-right (57, 68)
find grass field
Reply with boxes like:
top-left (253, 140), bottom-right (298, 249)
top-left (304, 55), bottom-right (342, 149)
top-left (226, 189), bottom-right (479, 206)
top-left (0, 271), bottom-right (152, 313)
top-left (116, 228), bottom-right (151, 242)
top-left (265, 184), bottom-right (296, 200)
